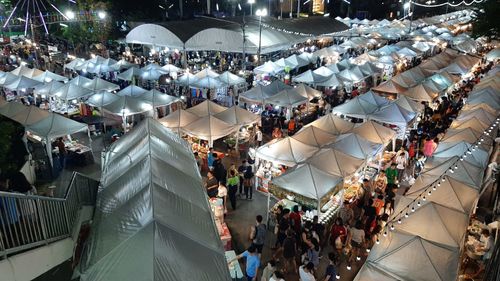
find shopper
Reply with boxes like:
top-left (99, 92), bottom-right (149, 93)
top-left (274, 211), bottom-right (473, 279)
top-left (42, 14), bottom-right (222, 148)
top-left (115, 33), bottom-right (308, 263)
top-left (348, 220), bottom-right (366, 265)
top-left (280, 229), bottom-right (297, 274)
top-left (227, 170), bottom-right (239, 210)
top-left (289, 205), bottom-right (302, 235)
top-left (228, 245), bottom-right (260, 281)
top-left (250, 215), bottom-right (267, 255)
top-left (299, 262), bottom-right (316, 281)
top-left (261, 260), bottom-right (277, 281)
top-left (207, 147), bottom-right (215, 169)
top-left (395, 147), bottom-right (408, 182)
top-left (213, 154), bottom-right (227, 185)
top-left (323, 252), bottom-right (338, 281)
top-left (205, 171), bottom-right (219, 198)
top-left (238, 160), bottom-right (248, 196)
top-left (329, 217), bottom-right (348, 255)
top-left (193, 152), bottom-right (202, 172)
top-left (423, 136), bottom-right (438, 158)
top-left (256, 126), bottom-right (263, 147)
top-left (276, 209), bottom-right (291, 247)
top-left (243, 164), bottom-right (254, 200)
top-left (385, 163), bottom-right (398, 189)
top-left (56, 137), bottom-right (66, 169)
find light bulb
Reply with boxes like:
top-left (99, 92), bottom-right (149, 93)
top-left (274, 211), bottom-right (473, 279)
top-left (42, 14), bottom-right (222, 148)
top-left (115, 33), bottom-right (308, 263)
top-left (423, 196), bottom-right (427, 201)
top-left (481, 138), bottom-right (484, 141)
top-left (417, 201), bottom-right (421, 206)
top-left (463, 154), bottom-right (468, 158)
top-left (454, 165), bottom-right (458, 170)
top-left (442, 178), bottom-right (446, 182)
top-left (376, 239), bottom-right (380, 244)
top-left (347, 265), bottom-right (352, 270)
top-left (390, 224), bottom-right (395, 230)
top-left (366, 248), bottom-right (371, 253)
top-left (398, 219), bottom-right (402, 224)
top-left (383, 231), bottom-right (387, 237)
top-left (428, 190), bottom-right (432, 195)
top-left (411, 207), bottom-right (415, 212)
top-left (460, 157), bottom-right (464, 161)
top-left (356, 256), bottom-right (361, 261)
top-left (336, 275), bottom-right (341, 280)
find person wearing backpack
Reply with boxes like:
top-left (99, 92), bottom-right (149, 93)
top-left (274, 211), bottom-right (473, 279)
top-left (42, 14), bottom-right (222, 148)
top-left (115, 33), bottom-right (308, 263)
top-left (250, 215), bottom-right (267, 256)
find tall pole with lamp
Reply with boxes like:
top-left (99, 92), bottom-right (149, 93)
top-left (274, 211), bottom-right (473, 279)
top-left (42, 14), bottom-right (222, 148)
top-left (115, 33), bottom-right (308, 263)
top-left (256, 8), bottom-right (267, 65)
top-left (248, 0), bottom-right (255, 15)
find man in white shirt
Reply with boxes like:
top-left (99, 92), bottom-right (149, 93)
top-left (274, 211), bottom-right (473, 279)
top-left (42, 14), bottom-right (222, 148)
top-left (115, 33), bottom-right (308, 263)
top-left (256, 126), bottom-right (263, 147)
top-left (299, 262), bottom-right (316, 281)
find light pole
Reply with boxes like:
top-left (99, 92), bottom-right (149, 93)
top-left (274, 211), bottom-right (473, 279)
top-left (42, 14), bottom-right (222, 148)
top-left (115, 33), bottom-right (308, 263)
top-left (248, 0), bottom-right (255, 15)
top-left (404, 1), bottom-right (413, 33)
top-left (256, 8), bottom-right (267, 65)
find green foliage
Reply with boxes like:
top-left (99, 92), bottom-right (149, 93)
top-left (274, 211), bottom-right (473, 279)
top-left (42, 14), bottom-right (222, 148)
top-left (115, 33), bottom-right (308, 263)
top-left (60, 0), bottom-right (113, 44)
top-left (472, 0), bottom-right (500, 38)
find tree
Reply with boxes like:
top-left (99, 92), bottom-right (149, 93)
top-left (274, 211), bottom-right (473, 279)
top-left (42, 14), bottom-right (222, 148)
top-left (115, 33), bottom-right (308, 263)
top-left (472, 0), bottom-right (500, 38)
top-left (0, 117), bottom-right (28, 175)
top-left (61, 0), bottom-right (113, 46)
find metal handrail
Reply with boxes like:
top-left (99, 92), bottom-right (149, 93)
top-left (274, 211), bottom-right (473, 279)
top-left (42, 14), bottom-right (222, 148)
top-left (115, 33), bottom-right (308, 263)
top-left (0, 172), bottom-right (99, 258)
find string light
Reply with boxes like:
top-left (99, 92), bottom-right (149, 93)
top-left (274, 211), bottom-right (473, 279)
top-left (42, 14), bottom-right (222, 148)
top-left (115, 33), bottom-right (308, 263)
top-left (398, 219), bottom-right (402, 224)
top-left (405, 212), bottom-right (409, 218)
top-left (390, 224), bottom-right (395, 230)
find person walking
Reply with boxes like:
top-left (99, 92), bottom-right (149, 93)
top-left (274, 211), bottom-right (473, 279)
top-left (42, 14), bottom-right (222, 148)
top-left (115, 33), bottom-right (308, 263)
top-left (243, 164), bottom-right (254, 200)
top-left (228, 245), bottom-right (261, 281)
top-left (255, 126), bottom-right (263, 147)
top-left (213, 154), bottom-right (227, 186)
top-left (227, 170), bottom-right (239, 210)
top-left (299, 262), bottom-right (316, 281)
top-left (250, 215), bottom-right (267, 255)
top-left (238, 160), bottom-right (248, 196)
top-left (323, 252), bottom-right (338, 281)
top-left (280, 229), bottom-right (297, 274)
top-left (205, 171), bottom-right (219, 198)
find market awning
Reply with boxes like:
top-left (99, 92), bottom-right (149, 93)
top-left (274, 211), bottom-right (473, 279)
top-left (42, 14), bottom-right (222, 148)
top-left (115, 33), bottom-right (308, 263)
top-left (186, 100), bottom-right (227, 117)
top-left (139, 89), bottom-right (181, 107)
top-left (351, 121), bottom-right (396, 145)
top-left (256, 137), bottom-right (319, 167)
top-left (305, 114), bottom-right (355, 135)
top-left (181, 115), bottom-right (239, 144)
top-left (307, 148), bottom-right (365, 177)
top-left (213, 106), bottom-right (260, 126)
top-left (158, 109), bottom-right (200, 132)
top-left (80, 118), bottom-right (231, 281)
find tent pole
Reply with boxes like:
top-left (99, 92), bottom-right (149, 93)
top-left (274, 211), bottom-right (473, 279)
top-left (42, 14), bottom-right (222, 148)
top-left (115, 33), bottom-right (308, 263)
top-left (266, 190), bottom-right (271, 228)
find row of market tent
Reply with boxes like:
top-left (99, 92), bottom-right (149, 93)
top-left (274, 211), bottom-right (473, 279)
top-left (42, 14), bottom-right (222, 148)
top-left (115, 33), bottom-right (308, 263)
top-left (354, 64), bottom-right (500, 281)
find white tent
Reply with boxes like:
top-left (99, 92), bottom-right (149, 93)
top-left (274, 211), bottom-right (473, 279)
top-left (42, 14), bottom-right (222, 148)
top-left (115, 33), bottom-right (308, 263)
top-left (254, 61), bottom-right (284, 75)
top-left (467, 91), bottom-right (500, 109)
top-left (80, 118), bottom-right (231, 281)
top-left (332, 97), bottom-right (380, 119)
top-left (372, 80), bottom-right (407, 94)
top-left (117, 67), bottom-right (144, 81)
top-left (161, 64), bottom-right (181, 73)
top-left (331, 133), bottom-right (382, 159)
top-left (140, 64), bottom-right (168, 80)
top-left (32, 70), bottom-right (68, 83)
top-left (394, 95), bottom-right (425, 113)
top-left (275, 58), bottom-right (296, 69)
top-left (265, 88), bottom-right (309, 108)
top-left (423, 156), bottom-right (485, 189)
top-left (213, 106), bottom-right (260, 126)
top-left (285, 54), bottom-right (309, 68)
top-left (50, 83), bottom-right (94, 102)
top-left (292, 126), bottom-right (336, 147)
top-left (401, 83), bottom-right (438, 102)
top-left (86, 92), bottom-right (120, 107)
top-left (406, 174), bottom-right (480, 214)
top-left (307, 148), bottom-right (365, 177)
top-left (64, 58), bottom-right (86, 70)
top-left (182, 115), bottom-right (238, 145)
top-left (337, 67), bottom-right (365, 83)
top-left (158, 109), bottom-right (200, 133)
top-left (485, 48), bottom-right (500, 61)
top-left (2, 104), bottom-right (50, 126)
top-left (369, 103), bottom-right (416, 127)
top-left (351, 121), bottom-right (396, 145)
top-left (103, 96), bottom-right (153, 116)
top-left (139, 89), bottom-right (181, 108)
top-left (396, 47), bottom-right (418, 58)
top-left (449, 117), bottom-right (489, 133)
top-left (175, 73), bottom-right (197, 86)
top-left (69, 76), bottom-right (93, 87)
top-left (256, 137), bottom-right (319, 167)
top-left (462, 103), bottom-right (497, 115)
top-left (292, 70), bottom-right (330, 85)
top-left (117, 85), bottom-right (148, 97)
top-left (194, 68), bottom-right (220, 79)
top-left (272, 163), bottom-right (343, 202)
top-left (313, 66), bottom-right (335, 76)
top-left (356, 231), bottom-right (459, 281)
top-left (111, 59), bottom-right (136, 70)
top-left (305, 114), bottom-right (355, 135)
top-left (10, 65), bottom-right (44, 78)
top-left (239, 81), bottom-right (292, 104)
top-left (34, 81), bottom-right (64, 97)
top-left (84, 77), bottom-right (120, 92)
top-left (0, 72), bottom-right (19, 86)
top-left (186, 100), bottom-right (227, 117)
top-left (218, 71), bottom-right (245, 86)
top-left (358, 62), bottom-right (383, 77)
top-left (4, 76), bottom-right (42, 91)
top-left (391, 198), bottom-right (468, 248)
top-left (456, 108), bottom-right (496, 128)
top-left (190, 77), bottom-right (227, 89)
top-left (441, 128), bottom-right (493, 150)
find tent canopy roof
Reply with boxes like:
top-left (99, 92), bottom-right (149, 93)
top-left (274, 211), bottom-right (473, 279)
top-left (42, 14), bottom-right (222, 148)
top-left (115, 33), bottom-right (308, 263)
top-left (159, 109), bottom-right (200, 130)
top-left (81, 118), bottom-right (230, 281)
top-left (351, 121), bottom-right (396, 145)
top-left (186, 100), bottom-right (227, 117)
top-left (256, 137), bottom-right (319, 167)
top-left (213, 106), bottom-right (260, 126)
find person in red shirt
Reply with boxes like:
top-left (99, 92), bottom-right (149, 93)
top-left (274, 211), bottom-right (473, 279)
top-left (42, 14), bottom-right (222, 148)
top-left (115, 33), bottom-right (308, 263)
top-left (373, 194), bottom-right (385, 216)
top-left (330, 217), bottom-right (348, 255)
top-left (289, 205), bottom-right (302, 234)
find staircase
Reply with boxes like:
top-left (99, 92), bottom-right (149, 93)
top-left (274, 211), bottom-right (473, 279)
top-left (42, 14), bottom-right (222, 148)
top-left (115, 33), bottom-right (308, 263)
top-left (0, 172), bottom-right (99, 280)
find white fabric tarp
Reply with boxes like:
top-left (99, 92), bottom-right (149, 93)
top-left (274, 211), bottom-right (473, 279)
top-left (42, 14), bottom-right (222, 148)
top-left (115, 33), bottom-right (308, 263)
top-left (256, 137), bottom-right (319, 167)
top-left (394, 95), bottom-right (425, 113)
top-left (117, 67), bottom-right (144, 81)
top-left (32, 70), bottom-right (68, 83)
top-left (372, 80), bottom-right (407, 94)
top-left (158, 109), bottom-right (200, 132)
top-left (401, 83), bottom-right (438, 102)
top-left (10, 65), bottom-right (44, 78)
top-left (305, 114), bottom-right (355, 135)
top-left (84, 77), bottom-right (120, 92)
top-left (351, 121), bottom-right (396, 145)
top-left (190, 77), bottom-right (227, 89)
top-left (103, 96), bottom-right (153, 116)
top-left (218, 71), bottom-right (245, 86)
top-left (139, 89), bottom-right (181, 107)
top-left (50, 83), bottom-right (94, 101)
top-left (80, 118), bottom-right (231, 281)
top-left (272, 163), bottom-right (343, 201)
top-left (292, 70), bottom-right (330, 85)
top-left (86, 92), bottom-right (120, 107)
top-left (186, 100), bottom-right (227, 117)
top-left (307, 148), bottom-right (365, 177)
top-left (117, 85), bottom-right (148, 97)
top-left (4, 76), bottom-right (42, 90)
top-left (213, 106), bottom-right (260, 126)
top-left (292, 126), bottom-right (336, 147)
top-left (254, 61), bottom-right (284, 75)
top-left (27, 113), bottom-right (88, 140)
top-left (441, 128), bottom-right (493, 151)
top-left (331, 133), bottom-right (382, 159)
top-left (369, 103), bottom-right (416, 127)
top-left (355, 231), bottom-right (459, 281)
top-left (181, 115), bottom-right (238, 144)
top-left (265, 88), bottom-right (309, 108)
top-left (34, 81), bottom-right (64, 96)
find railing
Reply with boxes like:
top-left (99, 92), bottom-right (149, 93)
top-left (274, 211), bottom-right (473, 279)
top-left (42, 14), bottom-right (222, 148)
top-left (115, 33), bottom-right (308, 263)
top-left (0, 172), bottom-right (99, 258)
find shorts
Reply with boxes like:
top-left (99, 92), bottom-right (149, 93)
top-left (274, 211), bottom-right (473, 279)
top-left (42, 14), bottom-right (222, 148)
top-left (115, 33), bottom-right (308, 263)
top-left (251, 243), bottom-right (264, 254)
top-left (351, 240), bottom-right (362, 248)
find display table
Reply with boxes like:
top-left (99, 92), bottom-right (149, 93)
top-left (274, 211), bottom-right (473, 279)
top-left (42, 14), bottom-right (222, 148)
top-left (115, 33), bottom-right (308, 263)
top-left (66, 143), bottom-right (94, 166)
top-left (225, 250), bottom-right (244, 280)
top-left (220, 222), bottom-right (232, 251)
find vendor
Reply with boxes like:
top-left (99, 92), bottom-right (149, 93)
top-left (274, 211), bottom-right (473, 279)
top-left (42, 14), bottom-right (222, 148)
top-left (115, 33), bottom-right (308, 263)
top-left (205, 171), bottom-right (219, 198)
top-left (477, 229), bottom-right (494, 260)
